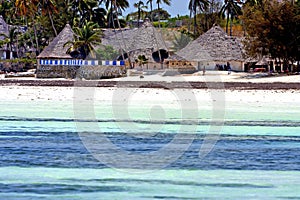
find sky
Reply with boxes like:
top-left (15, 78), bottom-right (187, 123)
top-left (123, 0), bottom-right (191, 18)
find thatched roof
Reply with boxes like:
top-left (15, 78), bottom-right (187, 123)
top-left (167, 54), bottom-right (186, 61)
top-left (255, 56), bottom-right (269, 66)
top-left (102, 19), bottom-right (168, 53)
top-left (176, 25), bottom-right (245, 62)
top-left (0, 15), bottom-right (9, 40)
top-left (37, 24), bottom-right (74, 59)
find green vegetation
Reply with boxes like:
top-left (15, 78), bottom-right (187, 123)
top-left (242, 0), bottom-right (300, 63)
top-left (135, 55), bottom-right (148, 67)
top-left (96, 45), bottom-right (119, 60)
top-left (0, 0), bottom-right (298, 68)
top-left (64, 21), bottom-right (103, 59)
top-left (172, 33), bottom-right (192, 51)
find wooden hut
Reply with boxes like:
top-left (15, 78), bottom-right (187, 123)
top-left (102, 18), bottom-right (169, 69)
top-left (0, 15), bottom-right (12, 59)
top-left (36, 24), bottom-right (77, 78)
top-left (175, 25), bottom-right (245, 72)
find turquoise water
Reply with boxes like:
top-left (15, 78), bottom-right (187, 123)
top-left (0, 88), bottom-right (300, 199)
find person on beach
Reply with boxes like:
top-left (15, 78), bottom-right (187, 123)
top-left (227, 62), bottom-right (231, 75)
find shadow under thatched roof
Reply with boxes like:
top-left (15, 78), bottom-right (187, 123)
top-left (37, 24), bottom-right (74, 59)
top-left (176, 25), bottom-right (245, 62)
top-left (255, 56), bottom-right (269, 66)
top-left (167, 54), bottom-right (187, 61)
top-left (102, 19), bottom-right (168, 54)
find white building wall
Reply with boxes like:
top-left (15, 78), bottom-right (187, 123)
top-left (194, 60), bottom-right (244, 71)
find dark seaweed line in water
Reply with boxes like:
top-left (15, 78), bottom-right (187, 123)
top-left (1, 131), bottom-right (300, 141)
top-left (1, 79), bottom-right (300, 90)
top-left (0, 116), bottom-right (300, 127)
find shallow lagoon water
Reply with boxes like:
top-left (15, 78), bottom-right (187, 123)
top-left (0, 88), bottom-right (299, 199)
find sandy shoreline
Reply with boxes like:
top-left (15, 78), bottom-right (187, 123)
top-left (0, 72), bottom-right (299, 90)
top-left (1, 85), bottom-right (299, 104)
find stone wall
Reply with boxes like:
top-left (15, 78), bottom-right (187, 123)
top-left (36, 65), bottom-right (79, 79)
top-left (36, 65), bottom-right (126, 79)
top-left (77, 66), bottom-right (126, 79)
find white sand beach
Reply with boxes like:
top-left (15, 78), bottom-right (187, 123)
top-left (0, 84), bottom-right (299, 105)
top-left (1, 71), bottom-right (300, 83)
top-left (0, 71), bottom-right (299, 109)
top-left (110, 71), bottom-right (300, 83)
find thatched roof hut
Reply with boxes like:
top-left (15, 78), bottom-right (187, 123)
top-left (102, 19), bottom-right (168, 62)
top-left (0, 15), bottom-right (9, 40)
top-left (37, 24), bottom-right (74, 59)
top-left (176, 25), bottom-right (245, 62)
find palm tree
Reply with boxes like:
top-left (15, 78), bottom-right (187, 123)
top-left (172, 33), bottom-right (191, 51)
top-left (146, 0), bottom-right (154, 19)
top-left (64, 21), bottom-right (103, 59)
top-left (156, 0), bottom-right (171, 10)
top-left (219, 0), bottom-right (242, 36)
top-left (92, 7), bottom-right (107, 27)
top-left (188, 0), bottom-right (209, 36)
top-left (100, 0), bottom-right (129, 12)
top-left (69, 0), bottom-right (98, 26)
top-left (135, 55), bottom-right (148, 68)
top-left (134, 1), bottom-right (148, 27)
top-left (40, 0), bottom-right (59, 36)
top-left (0, 27), bottom-right (20, 58)
top-left (15, 0), bottom-right (38, 16)
top-left (15, 0), bottom-right (40, 54)
top-left (0, 0), bottom-right (14, 24)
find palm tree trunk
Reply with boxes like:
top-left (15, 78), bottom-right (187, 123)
top-left (138, 9), bottom-right (141, 27)
top-left (226, 11), bottom-right (229, 35)
top-left (24, 17), bottom-right (35, 55)
top-left (150, 1), bottom-right (153, 20)
top-left (16, 31), bottom-right (19, 58)
top-left (48, 10), bottom-right (57, 36)
top-left (32, 18), bottom-right (39, 55)
top-left (230, 14), bottom-right (233, 36)
top-left (193, 7), bottom-right (197, 36)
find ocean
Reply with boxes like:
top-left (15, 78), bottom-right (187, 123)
top-left (0, 87), bottom-right (299, 199)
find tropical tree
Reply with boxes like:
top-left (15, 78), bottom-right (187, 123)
top-left (0, 0), bottom-right (14, 24)
top-left (92, 7), bottom-right (107, 27)
top-left (15, 0), bottom-right (40, 54)
top-left (64, 21), bottom-right (103, 59)
top-left (15, 0), bottom-right (38, 17)
top-left (39, 0), bottom-right (59, 36)
top-left (96, 45), bottom-right (119, 60)
top-left (100, 0), bottom-right (129, 12)
top-left (219, 0), bottom-right (242, 36)
top-left (188, 0), bottom-right (209, 36)
top-left (242, 0), bottom-right (300, 66)
top-left (156, 0), bottom-right (171, 10)
top-left (135, 55), bottom-right (148, 68)
top-left (107, 8), bottom-right (126, 28)
top-left (69, 0), bottom-right (98, 27)
top-left (134, 1), bottom-right (148, 27)
top-left (146, 0), bottom-right (154, 19)
top-left (151, 8), bottom-right (170, 21)
top-left (172, 33), bottom-right (191, 51)
top-left (0, 27), bottom-right (20, 58)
